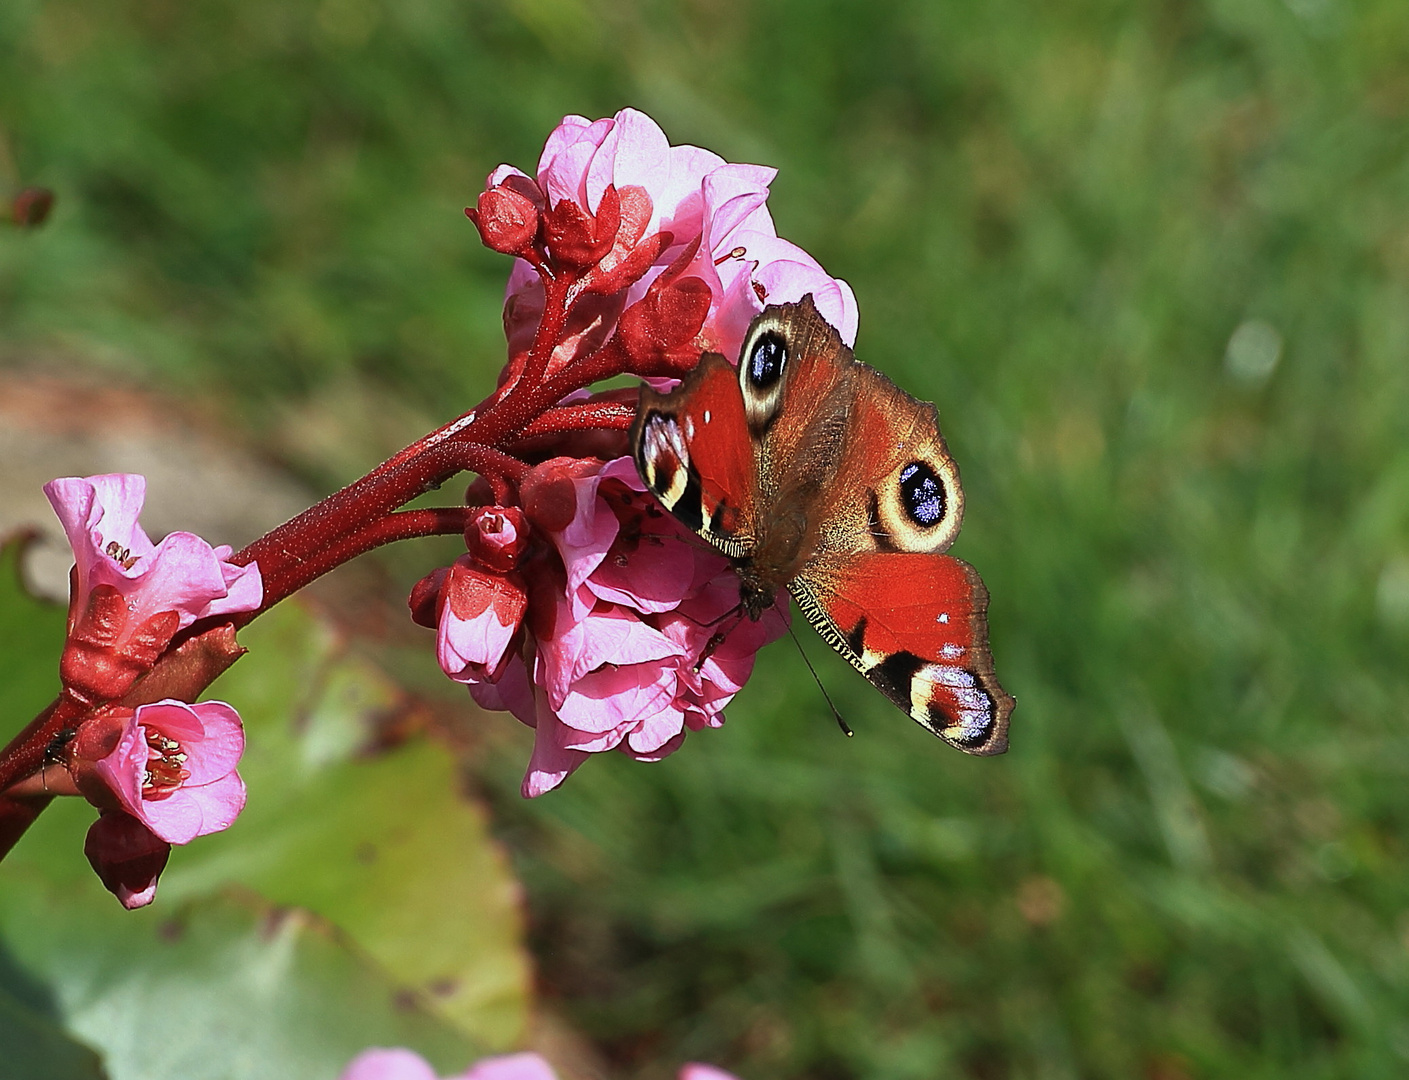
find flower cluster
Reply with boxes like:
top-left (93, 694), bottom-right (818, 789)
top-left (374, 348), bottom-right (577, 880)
top-left (425, 457), bottom-right (787, 797)
top-left (476, 109), bottom-right (857, 384)
top-left (415, 109), bottom-right (855, 795)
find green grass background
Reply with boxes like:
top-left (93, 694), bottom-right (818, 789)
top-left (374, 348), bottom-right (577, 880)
top-left (3, 0), bottom-right (1409, 1077)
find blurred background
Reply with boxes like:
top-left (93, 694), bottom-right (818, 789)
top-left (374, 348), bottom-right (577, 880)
top-left (2, 1), bottom-right (1409, 1078)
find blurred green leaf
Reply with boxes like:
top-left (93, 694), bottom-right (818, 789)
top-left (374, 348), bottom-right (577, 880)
top-left (0, 599), bottom-right (529, 1068)
top-left (0, 982), bottom-right (107, 1080)
top-left (0, 532), bottom-right (66, 733)
top-left (0, 868), bottom-right (477, 1080)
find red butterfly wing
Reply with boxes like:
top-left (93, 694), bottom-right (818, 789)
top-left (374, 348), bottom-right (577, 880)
top-left (631, 352), bottom-right (758, 556)
top-left (792, 551), bottom-right (1013, 754)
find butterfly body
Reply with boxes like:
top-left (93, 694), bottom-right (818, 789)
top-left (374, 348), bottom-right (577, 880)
top-left (631, 296), bottom-right (1013, 754)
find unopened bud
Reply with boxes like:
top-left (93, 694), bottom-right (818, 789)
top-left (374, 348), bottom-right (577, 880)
top-left (408, 567), bottom-right (449, 629)
top-left (467, 184), bottom-right (540, 256)
top-left (85, 811), bottom-right (170, 910)
top-left (464, 507), bottom-right (530, 574)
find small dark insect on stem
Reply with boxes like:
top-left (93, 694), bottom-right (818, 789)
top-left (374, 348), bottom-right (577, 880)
top-left (40, 729), bottom-right (76, 792)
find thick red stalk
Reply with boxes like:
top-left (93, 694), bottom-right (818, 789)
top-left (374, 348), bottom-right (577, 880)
top-left (245, 507), bottom-right (476, 607)
top-left (233, 443), bottom-right (527, 613)
top-left (518, 401), bottom-right (636, 438)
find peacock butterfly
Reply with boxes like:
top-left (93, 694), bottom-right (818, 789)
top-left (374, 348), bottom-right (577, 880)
top-left (630, 295), bottom-right (1014, 754)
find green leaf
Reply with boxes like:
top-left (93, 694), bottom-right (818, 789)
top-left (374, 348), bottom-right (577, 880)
top-left (0, 532), bottom-right (67, 736)
top-left (0, 866), bottom-right (476, 1080)
top-left (0, 981), bottom-right (108, 1080)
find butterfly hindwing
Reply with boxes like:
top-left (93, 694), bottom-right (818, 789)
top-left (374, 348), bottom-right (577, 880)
top-left (792, 551), bottom-right (1012, 754)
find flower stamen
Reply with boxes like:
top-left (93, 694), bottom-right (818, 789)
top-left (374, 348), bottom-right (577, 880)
top-left (104, 540), bottom-right (139, 570)
top-left (142, 730), bottom-right (191, 796)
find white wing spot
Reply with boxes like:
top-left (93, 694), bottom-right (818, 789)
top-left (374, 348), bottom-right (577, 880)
top-left (941, 643), bottom-right (963, 660)
top-left (642, 415), bottom-right (692, 508)
top-left (912, 662), bottom-right (992, 742)
top-left (703, 409), bottom-right (712, 424)
top-left (937, 612), bottom-right (950, 624)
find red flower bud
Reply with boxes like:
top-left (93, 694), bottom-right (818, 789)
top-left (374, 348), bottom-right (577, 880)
top-left (464, 507), bottom-right (531, 574)
top-left (85, 811), bottom-right (171, 910)
top-left (617, 275), bottom-right (713, 370)
top-left (541, 197), bottom-right (614, 270)
top-left (408, 567), bottom-right (449, 629)
top-left (467, 183), bottom-right (541, 256)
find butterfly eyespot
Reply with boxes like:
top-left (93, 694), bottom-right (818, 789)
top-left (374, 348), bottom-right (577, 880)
top-left (747, 331), bottom-right (787, 389)
top-left (738, 324), bottom-right (791, 433)
top-left (898, 461), bottom-right (945, 527)
top-left (873, 448), bottom-right (964, 554)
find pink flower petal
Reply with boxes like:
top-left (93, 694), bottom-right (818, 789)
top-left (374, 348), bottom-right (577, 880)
top-left (43, 474), bottom-right (263, 638)
top-left (92, 699), bottom-right (247, 845)
top-left (523, 694), bottom-right (592, 798)
top-left (539, 597), bottom-right (682, 711)
top-left (679, 1066), bottom-right (743, 1080)
top-left (339, 1048), bottom-right (440, 1080)
top-left (469, 653), bottom-right (536, 726)
top-left (461, 1052), bottom-right (560, 1080)
top-left (555, 661), bottom-right (679, 736)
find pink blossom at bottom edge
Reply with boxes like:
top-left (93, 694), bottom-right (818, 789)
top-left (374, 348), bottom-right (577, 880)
top-left (339, 1049), bottom-right (742, 1080)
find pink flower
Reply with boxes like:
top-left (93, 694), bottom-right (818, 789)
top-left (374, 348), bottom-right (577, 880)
top-left (83, 810), bottom-right (170, 910)
top-left (679, 1068), bottom-right (743, 1080)
top-left (339, 1050), bottom-right (557, 1080)
top-left (91, 699), bottom-right (247, 845)
top-left (503, 457), bottom-right (786, 798)
top-left (44, 473), bottom-right (262, 702)
top-left (439, 108), bottom-right (846, 798)
top-left (484, 109), bottom-right (857, 373)
top-left (339, 1049), bottom-right (739, 1080)
top-left (340, 1049), bottom-right (439, 1080)
top-left (434, 556), bottom-right (528, 684)
top-left (462, 1054), bottom-right (560, 1080)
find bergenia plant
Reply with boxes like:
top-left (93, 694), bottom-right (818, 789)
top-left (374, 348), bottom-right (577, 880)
top-left (0, 107), bottom-right (855, 908)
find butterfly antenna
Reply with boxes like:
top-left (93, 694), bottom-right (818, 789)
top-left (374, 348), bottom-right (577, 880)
top-left (784, 618), bottom-right (853, 737)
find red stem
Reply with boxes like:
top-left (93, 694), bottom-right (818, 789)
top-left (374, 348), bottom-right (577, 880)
top-left (244, 507), bottom-right (476, 607)
top-left (234, 442), bottom-right (526, 613)
top-left (519, 401), bottom-right (636, 438)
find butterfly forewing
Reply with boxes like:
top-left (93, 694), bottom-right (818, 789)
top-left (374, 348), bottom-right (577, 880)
top-left (632, 352), bottom-right (758, 556)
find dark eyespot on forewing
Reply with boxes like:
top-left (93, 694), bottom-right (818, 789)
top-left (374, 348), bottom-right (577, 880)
top-left (748, 331), bottom-right (787, 389)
